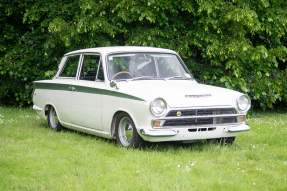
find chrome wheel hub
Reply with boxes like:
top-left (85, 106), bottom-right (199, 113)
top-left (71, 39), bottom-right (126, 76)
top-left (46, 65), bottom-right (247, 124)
top-left (118, 117), bottom-right (133, 147)
top-left (49, 107), bottom-right (58, 129)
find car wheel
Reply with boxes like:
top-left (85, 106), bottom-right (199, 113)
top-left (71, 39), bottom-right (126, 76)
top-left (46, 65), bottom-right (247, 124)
top-left (207, 137), bottom-right (235, 145)
top-left (223, 137), bottom-right (235, 145)
top-left (47, 106), bottom-right (63, 132)
top-left (216, 137), bottom-right (235, 145)
top-left (115, 113), bottom-right (145, 149)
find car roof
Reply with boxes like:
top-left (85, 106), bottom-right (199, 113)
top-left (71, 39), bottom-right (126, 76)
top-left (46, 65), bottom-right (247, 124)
top-left (64, 46), bottom-right (177, 56)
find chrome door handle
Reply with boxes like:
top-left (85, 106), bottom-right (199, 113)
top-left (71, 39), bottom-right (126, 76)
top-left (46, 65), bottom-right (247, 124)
top-left (69, 86), bottom-right (75, 91)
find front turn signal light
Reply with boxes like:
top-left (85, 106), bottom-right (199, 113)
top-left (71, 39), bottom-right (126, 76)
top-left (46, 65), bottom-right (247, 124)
top-left (153, 120), bottom-right (165, 127)
top-left (238, 116), bottom-right (245, 122)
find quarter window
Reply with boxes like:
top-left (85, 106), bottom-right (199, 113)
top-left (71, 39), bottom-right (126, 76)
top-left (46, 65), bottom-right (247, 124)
top-left (59, 55), bottom-right (80, 77)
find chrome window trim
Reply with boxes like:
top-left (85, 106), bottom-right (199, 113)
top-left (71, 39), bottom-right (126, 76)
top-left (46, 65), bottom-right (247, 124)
top-left (54, 56), bottom-right (67, 78)
top-left (79, 53), bottom-right (102, 82)
top-left (76, 54), bottom-right (84, 80)
top-left (56, 54), bottom-right (82, 79)
top-left (56, 53), bottom-right (103, 81)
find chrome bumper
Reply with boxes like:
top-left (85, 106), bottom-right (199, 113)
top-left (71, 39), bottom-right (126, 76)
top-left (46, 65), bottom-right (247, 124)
top-left (228, 124), bottom-right (251, 132)
top-left (140, 124), bottom-right (251, 137)
top-left (140, 129), bottom-right (177, 137)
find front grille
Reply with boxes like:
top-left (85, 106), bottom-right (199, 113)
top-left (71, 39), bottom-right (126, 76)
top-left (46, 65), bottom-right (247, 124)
top-left (166, 108), bottom-right (236, 117)
top-left (162, 117), bottom-right (237, 127)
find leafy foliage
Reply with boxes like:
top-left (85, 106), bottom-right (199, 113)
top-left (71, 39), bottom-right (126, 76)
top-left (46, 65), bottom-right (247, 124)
top-left (0, 0), bottom-right (286, 108)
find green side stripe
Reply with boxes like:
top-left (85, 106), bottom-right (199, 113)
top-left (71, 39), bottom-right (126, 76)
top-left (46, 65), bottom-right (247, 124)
top-left (34, 82), bottom-right (145, 102)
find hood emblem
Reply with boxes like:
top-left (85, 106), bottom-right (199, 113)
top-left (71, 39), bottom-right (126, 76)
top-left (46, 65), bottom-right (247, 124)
top-left (176, 111), bottom-right (182, 117)
top-left (185, 94), bottom-right (212, 98)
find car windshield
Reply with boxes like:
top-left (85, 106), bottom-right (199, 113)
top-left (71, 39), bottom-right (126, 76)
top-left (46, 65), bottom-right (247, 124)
top-left (107, 53), bottom-right (193, 80)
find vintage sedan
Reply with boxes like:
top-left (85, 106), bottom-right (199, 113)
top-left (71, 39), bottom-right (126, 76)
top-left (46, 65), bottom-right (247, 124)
top-left (32, 46), bottom-right (251, 148)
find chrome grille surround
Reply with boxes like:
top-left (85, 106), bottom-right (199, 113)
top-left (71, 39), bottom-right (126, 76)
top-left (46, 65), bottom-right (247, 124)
top-left (152, 107), bottom-right (244, 128)
top-left (166, 108), bottom-right (236, 117)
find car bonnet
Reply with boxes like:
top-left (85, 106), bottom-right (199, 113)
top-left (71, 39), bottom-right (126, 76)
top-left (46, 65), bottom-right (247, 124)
top-left (116, 80), bottom-right (240, 108)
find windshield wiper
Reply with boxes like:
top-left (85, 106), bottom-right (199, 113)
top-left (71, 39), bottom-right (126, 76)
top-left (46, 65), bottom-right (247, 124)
top-left (131, 76), bottom-right (158, 81)
top-left (164, 76), bottom-right (183, 81)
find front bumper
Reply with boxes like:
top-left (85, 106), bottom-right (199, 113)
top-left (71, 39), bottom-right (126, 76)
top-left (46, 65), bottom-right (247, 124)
top-left (228, 124), bottom-right (250, 132)
top-left (140, 124), bottom-right (250, 137)
top-left (140, 129), bottom-right (177, 136)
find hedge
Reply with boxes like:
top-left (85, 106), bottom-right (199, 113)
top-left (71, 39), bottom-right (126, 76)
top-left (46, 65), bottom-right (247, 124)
top-left (0, 0), bottom-right (286, 109)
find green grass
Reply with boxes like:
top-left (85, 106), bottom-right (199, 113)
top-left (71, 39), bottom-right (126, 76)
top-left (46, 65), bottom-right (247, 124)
top-left (0, 106), bottom-right (286, 190)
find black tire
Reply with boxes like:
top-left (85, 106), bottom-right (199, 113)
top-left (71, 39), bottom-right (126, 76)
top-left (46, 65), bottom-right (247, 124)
top-left (47, 106), bottom-right (63, 132)
top-left (217, 137), bottom-right (235, 145)
top-left (115, 112), bottom-right (145, 149)
top-left (224, 137), bottom-right (235, 145)
top-left (207, 137), bottom-right (235, 145)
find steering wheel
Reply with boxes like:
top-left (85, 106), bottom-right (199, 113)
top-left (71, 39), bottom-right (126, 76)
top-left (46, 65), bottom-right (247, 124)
top-left (111, 71), bottom-right (134, 79)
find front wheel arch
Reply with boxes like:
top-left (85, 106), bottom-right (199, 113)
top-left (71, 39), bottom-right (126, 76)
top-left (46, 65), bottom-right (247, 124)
top-left (110, 111), bottom-right (123, 139)
top-left (110, 110), bottom-right (141, 139)
top-left (113, 111), bottom-right (145, 149)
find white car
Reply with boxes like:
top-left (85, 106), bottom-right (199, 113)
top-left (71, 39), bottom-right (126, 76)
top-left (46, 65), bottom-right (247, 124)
top-left (32, 46), bottom-right (251, 148)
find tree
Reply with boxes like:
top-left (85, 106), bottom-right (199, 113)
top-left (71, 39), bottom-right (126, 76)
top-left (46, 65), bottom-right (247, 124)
top-left (1, 0), bottom-right (286, 109)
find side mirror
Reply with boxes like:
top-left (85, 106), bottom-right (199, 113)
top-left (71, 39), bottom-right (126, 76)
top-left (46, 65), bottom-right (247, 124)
top-left (110, 80), bottom-right (119, 89)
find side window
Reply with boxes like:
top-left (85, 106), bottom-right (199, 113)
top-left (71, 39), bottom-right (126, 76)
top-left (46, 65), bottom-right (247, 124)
top-left (59, 55), bottom-right (80, 77)
top-left (80, 55), bottom-right (104, 81)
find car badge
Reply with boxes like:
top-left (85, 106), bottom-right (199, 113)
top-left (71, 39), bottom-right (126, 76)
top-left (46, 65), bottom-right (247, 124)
top-left (185, 94), bottom-right (212, 98)
top-left (176, 111), bottom-right (182, 117)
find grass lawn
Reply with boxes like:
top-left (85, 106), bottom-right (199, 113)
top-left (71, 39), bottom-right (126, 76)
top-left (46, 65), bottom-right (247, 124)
top-left (0, 106), bottom-right (286, 190)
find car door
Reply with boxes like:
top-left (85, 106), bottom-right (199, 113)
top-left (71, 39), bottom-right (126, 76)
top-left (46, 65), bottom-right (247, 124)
top-left (67, 54), bottom-right (104, 130)
top-left (54, 55), bottom-right (81, 123)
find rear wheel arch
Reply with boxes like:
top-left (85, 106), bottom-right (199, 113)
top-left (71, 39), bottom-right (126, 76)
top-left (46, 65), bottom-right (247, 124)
top-left (44, 104), bottom-right (52, 120)
top-left (44, 104), bottom-right (58, 119)
top-left (46, 105), bottom-right (63, 132)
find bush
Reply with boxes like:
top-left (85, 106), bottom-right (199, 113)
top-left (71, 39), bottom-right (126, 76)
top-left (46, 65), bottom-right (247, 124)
top-left (0, 0), bottom-right (286, 109)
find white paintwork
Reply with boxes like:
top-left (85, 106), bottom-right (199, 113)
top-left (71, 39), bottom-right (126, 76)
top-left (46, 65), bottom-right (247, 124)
top-left (32, 105), bottom-right (42, 111)
top-left (64, 46), bottom-right (176, 57)
top-left (33, 46), bottom-right (251, 143)
top-left (67, 80), bottom-right (104, 130)
top-left (61, 121), bottom-right (111, 138)
top-left (113, 80), bottom-right (244, 110)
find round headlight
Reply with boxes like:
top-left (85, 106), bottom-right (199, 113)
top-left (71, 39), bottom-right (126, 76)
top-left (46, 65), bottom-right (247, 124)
top-left (150, 98), bottom-right (167, 116)
top-left (237, 95), bottom-right (251, 111)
